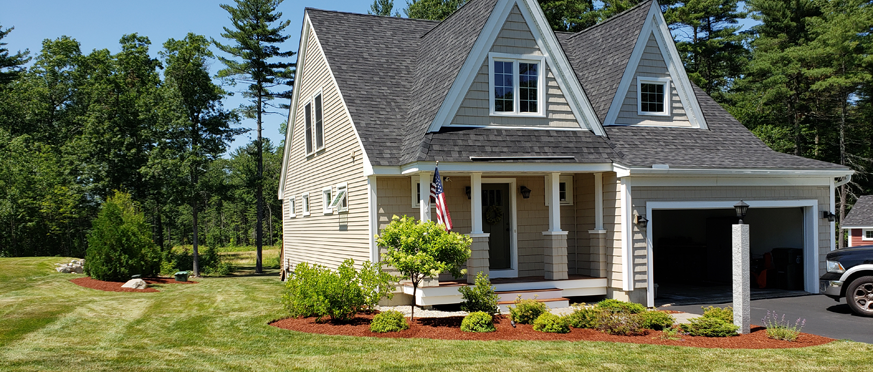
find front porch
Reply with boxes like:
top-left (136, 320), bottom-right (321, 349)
top-left (401, 275), bottom-right (608, 307)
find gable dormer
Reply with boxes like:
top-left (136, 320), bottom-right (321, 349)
top-left (427, 0), bottom-right (604, 135)
top-left (603, 1), bottom-right (707, 129)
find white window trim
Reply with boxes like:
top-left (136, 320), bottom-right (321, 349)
top-left (863, 228), bottom-right (873, 241)
top-left (329, 182), bottom-right (348, 213)
top-left (303, 99), bottom-right (313, 156)
top-left (301, 193), bottom-right (310, 216)
top-left (488, 52), bottom-right (546, 118)
top-left (637, 76), bottom-right (671, 117)
top-left (303, 89), bottom-right (325, 156)
top-left (322, 186), bottom-right (333, 215)
top-left (411, 179), bottom-right (437, 209)
top-left (313, 90), bottom-right (325, 152)
top-left (544, 175), bottom-right (573, 206)
top-left (288, 196), bottom-right (297, 218)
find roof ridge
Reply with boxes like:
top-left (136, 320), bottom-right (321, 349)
top-left (567, 0), bottom-right (652, 40)
top-left (304, 7), bottom-right (441, 24)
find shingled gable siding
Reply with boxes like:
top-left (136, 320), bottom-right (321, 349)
top-left (615, 33), bottom-right (691, 127)
top-left (283, 30), bottom-right (369, 270)
top-left (619, 185), bottom-right (831, 296)
top-left (450, 6), bottom-right (578, 129)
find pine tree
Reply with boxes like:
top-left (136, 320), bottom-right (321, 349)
top-left (0, 25), bottom-right (30, 86)
top-left (404, 0), bottom-right (468, 20)
top-left (370, 0), bottom-right (396, 16)
top-left (214, 0), bottom-right (295, 273)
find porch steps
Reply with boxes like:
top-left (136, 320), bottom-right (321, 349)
top-left (496, 288), bottom-right (570, 312)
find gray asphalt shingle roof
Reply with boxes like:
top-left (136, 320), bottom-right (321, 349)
top-left (303, 0), bottom-right (848, 173)
top-left (842, 196), bottom-right (873, 227)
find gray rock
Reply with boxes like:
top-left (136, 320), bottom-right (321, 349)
top-left (121, 278), bottom-right (148, 289)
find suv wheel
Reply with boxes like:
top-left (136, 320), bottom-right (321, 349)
top-left (846, 276), bottom-right (873, 317)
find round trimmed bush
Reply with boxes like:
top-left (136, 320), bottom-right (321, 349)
top-left (639, 310), bottom-right (675, 330)
top-left (509, 297), bottom-right (548, 325)
top-left (369, 310), bottom-right (409, 333)
top-left (84, 191), bottom-right (160, 282)
top-left (461, 311), bottom-right (496, 333)
top-left (532, 312), bottom-right (570, 333)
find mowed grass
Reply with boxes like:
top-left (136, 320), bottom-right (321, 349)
top-left (2, 257), bottom-right (872, 371)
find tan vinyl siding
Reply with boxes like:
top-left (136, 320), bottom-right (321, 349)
top-left (629, 185), bottom-right (831, 289)
top-left (602, 173), bottom-right (623, 289)
top-left (450, 5), bottom-right (579, 129)
top-left (282, 28), bottom-right (369, 270)
top-left (573, 173), bottom-right (595, 275)
top-left (615, 33), bottom-right (690, 127)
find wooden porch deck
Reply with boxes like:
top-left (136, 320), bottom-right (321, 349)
top-left (401, 275), bottom-right (607, 306)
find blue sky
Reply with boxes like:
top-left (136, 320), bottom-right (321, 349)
top-left (2, 0), bottom-right (756, 154)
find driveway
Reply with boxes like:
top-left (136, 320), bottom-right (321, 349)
top-left (661, 294), bottom-right (873, 344)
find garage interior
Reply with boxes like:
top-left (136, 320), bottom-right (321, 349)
top-left (653, 207), bottom-right (809, 306)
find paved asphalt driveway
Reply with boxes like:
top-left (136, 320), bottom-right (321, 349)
top-left (661, 294), bottom-right (873, 344)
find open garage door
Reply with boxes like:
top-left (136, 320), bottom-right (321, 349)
top-left (649, 206), bottom-right (814, 306)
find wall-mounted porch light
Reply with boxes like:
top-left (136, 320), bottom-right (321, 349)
top-left (734, 200), bottom-right (749, 224)
top-left (822, 211), bottom-right (835, 222)
top-left (465, 186), bottom-right (471, 200)
top-left (635, 214), bottom-right (648, 228)
top-left (519, 186), bottom-right (532, 199)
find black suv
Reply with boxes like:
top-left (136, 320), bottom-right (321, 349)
top-left (820, 246), bottom-right (873, 317)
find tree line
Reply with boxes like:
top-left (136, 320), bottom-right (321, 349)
top-left (0, 0), bottom-right (294, 270)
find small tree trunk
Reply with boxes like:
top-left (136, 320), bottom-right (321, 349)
top-left (192, 196), bottom-right (200, 277)
top-left (838, 90), bottom-right (848, 249)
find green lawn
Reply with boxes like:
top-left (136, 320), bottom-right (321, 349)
top-left (1, 257), bottom-right (872, 371)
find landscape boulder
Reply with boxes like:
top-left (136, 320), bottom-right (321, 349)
top-left (55, 259), bottom-right (85, 274)
top-left (121, 278), bottom-right (148, 290)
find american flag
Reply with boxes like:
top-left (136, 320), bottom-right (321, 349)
top-left (430, 167), bottom-right (453, 230)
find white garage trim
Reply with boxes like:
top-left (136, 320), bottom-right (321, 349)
top-left (644, 200), bottom-right (819, 307)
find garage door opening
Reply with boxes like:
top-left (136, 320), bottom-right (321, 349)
top-left (652, 207), bottom-right (810, 306)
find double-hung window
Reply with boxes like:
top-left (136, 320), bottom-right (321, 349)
top-left (544, 175), bottom-right (574, 206)
top-left (489, 53), bottom-right (545, 117)
top-left (301, 193), bottom-right (310, 216)
top-left (288, 196), bottom-right (296, 218)
top-left (304, 91), bottom-right (325, 155)
top-left (637, 77), bottom-right (671, 116)
top-left (864, 229), bottom-right (873, 241)
top-left (322, 186), bottom-right (333, 214)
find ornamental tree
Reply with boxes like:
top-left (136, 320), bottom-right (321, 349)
top-left (376, 215), bottom-right (471, 320)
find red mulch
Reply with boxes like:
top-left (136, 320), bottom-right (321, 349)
top-left (269, 313), bottom-right (833, 349)
top-left (70, 277), bottom-right (197, 293)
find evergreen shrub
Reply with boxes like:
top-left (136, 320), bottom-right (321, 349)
top-left (461, 311), bottom-right (496, 333)
top-left (370, 310), bottom-right (409, 333)
top-left (458, 272), bottom-right (499, 315)
top-left (565, 304), bottom-right (600, 329)
top-left (508, 297), bottom-right (547, 325)
top-left (701, 306), bottom-right (733, 323)
top-left (681, 317), bottom-right (739, 337)
top-left (84, 191), bottom-right (160, 281)
top-left (639, 311), bottom-right (675, 330)
top-left (595, 311), bottom-right (645, 336)
top-left (596, 299), bottom-right (646, 314)
top-left (532, 312), bottom-right (570, 333)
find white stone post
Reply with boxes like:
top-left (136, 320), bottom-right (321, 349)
top-left (732, 224), bottom-right (750, 334)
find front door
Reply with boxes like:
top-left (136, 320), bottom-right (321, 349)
top-left (482, 184), bottom-right (511, 270)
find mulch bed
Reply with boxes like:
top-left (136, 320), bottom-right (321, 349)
top-left (70, 277), bottom-right (197, 293)
top-left (270, 313), bottom-right (833, 349)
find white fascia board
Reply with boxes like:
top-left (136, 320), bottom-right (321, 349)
top-left (278, 14), bottom-right (311, 200)
top-left (280, 15), bottom-right (374, 188)
top-left (614, 164), bottom-right (853, 178)
top-left (369, 162), bottom-right (613, 175)
top-left (426, 0), bottom-right (605, 136)
top-left (631, 176), bottom-right (834, 187)
top-left (602, 1), bottom-right (707, 129)
top-left (841, 225), bottom-right (873, 230)
top-left (647, 199), bottom-right (819, 210)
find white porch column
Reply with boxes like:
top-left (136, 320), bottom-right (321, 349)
top-left (419, 172), bottom-right (432, 222)
top-left (470, 172), bottom-right (483, 234)
top-left (367, 175), bottom-right (378, 263)
top-left (594, 172), bottom-right (603, 230)
top-left (620, 177), bottom-right (633, 291)
top-left (548, 172), bottom-right (562, 233)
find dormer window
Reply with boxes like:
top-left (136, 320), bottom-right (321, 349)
top-left (637, 77), bottom-right (671, 116)
top-left (489, 53), bottom-right (545, 117)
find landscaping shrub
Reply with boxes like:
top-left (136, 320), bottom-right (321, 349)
top-left (658, 325), bottom-right (685, 341)
top-left (461, 311), bottom-right (496, 333)
top-left (762, 310), bottom-right (805, 341)
top-left (565, 304), bottom-right (600, 329)
top-left (282, 259), bottom-right (395, 322)
top-left (532, 312), bottom-right (570, 333)
top-left (85, 191), bottom-right (161, 282)
top-left (508, 297), bottom-right (547, 325)
top-left (458, 272), bottom-right (499, 315)
top-left (639, 311), bottom-right (675, 330)
top-left (161, 245), bottom-right (232, 276)
top-left (701, 306), bottom-right (733, 323)
top-left (596, 299), bottom-right (646, 314)
top-left (370, 310), bottom-right (409, 333)
top-left (681, 317), bottom-right (739, 337)
top-left (595, 310), bottom-right (645, 336)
